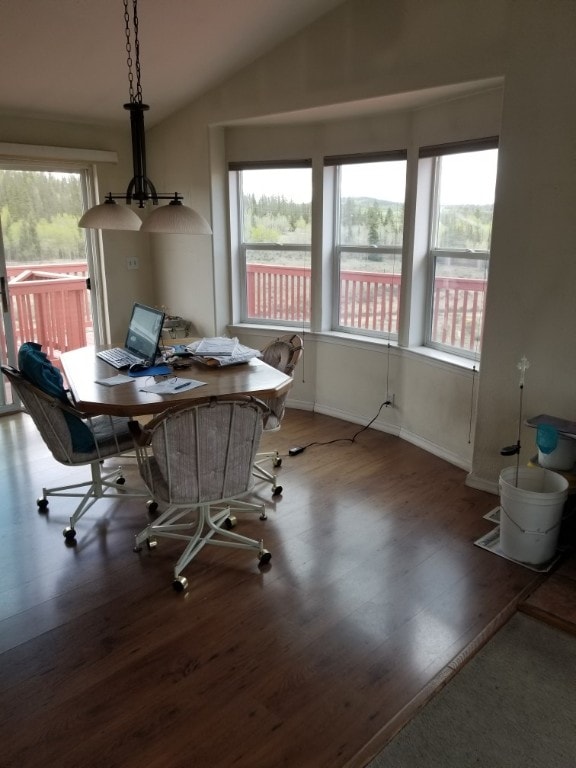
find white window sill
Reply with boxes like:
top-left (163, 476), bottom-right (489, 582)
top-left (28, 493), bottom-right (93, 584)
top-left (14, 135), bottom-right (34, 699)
top-left (229, 324), bottom-right (478, 373)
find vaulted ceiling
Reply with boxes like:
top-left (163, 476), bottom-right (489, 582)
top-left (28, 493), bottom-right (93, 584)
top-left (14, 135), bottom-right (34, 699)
top-left (0, 0), bottom-right (346, 127)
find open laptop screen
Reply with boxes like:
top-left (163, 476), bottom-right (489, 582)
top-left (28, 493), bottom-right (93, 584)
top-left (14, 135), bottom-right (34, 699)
top-left (124, 303), bottom-right (165, 363)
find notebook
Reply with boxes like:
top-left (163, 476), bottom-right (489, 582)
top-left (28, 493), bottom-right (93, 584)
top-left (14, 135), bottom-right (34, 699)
top-left (97, 303), bottom-right (165, 369)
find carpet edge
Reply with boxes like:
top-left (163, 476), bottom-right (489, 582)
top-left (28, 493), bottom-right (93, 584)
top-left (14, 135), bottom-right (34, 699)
top-left (343, 578), bottom-right (544, 768)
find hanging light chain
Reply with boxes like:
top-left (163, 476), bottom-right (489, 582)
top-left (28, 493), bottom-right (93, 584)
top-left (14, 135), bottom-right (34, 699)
top-left (123, 0), bottom-right (143, 104)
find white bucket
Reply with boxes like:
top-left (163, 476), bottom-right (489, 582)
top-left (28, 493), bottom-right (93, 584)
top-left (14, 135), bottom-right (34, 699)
top-left (538, 435), bottom-right (576, 471)
top-left (499, 466), bottom-right (568, 565)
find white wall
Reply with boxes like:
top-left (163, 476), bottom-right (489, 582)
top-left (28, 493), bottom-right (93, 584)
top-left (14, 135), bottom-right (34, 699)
top-left (470, 0), bottom-right (576, 488)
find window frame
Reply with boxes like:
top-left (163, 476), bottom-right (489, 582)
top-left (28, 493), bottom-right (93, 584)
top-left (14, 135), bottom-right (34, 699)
top-left (227, 137), bottom-right (498, 369)
top-left (230, 160), bottom-right (312, 327)
top-left (421, 138), bottom-right (498, 361)
top-left (327, 151), bottom-right (407, 340)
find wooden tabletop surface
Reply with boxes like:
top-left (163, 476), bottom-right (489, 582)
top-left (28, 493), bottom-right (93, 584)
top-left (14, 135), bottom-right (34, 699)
top-left (60, 345), bottom-right (292, 417)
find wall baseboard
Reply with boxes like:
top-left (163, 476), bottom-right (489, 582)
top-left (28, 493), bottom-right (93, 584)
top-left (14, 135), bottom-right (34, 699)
top-left (465, 472), bottom-right (499, 495)
top-left (397, 427), bottom-right (472, 473)
top-left (291, 400), bottom-right (474, 474)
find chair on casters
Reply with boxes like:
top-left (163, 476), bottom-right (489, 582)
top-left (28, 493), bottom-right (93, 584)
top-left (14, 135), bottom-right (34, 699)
top-left (130, 395), bottom-right (272, 592)
top-left (2, 345), bottom-right (148, 543)
top-left (253, 333), bottom-right (303, 496)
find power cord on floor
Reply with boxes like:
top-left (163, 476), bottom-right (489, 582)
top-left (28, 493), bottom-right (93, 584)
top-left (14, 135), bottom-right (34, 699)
top-left (288, 398), bottom-right (391, 456)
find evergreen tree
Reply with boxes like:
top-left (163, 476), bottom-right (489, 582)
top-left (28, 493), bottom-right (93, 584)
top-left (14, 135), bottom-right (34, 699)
top-left (0, 170), bottom-right (85, 264)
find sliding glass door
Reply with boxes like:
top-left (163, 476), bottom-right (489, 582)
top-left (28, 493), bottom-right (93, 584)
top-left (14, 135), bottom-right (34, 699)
top-left (0, 217), bottom-right (18, 410)
top-left (0, 164), bottom-right (102, 414)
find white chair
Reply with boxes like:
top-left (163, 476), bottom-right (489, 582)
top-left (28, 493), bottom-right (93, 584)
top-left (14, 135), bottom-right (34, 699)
top-left (130, 396), bottom-right (272, 592)
top-left (2, 364), bottom-right (147, 543)
top-left (253, 333), bottom-right (303, 497)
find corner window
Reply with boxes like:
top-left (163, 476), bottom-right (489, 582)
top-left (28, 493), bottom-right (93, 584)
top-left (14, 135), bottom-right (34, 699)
top-left (424, 140), bottom-right (498, 358)
top-left (231, 163), bottom-right (312, 325)
top-left (329, 153), bottom-right (406, 337)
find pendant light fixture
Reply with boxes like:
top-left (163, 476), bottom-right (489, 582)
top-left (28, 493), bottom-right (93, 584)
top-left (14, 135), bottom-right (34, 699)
top-left (79, 0), bottom-right (212, 235)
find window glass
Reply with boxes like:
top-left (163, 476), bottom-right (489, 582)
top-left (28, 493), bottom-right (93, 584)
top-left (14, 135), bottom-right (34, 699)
top-left (339, 161), bottom-right (405, 247)
top-left (335, 160), bottom-right (406, 336)
top-left (434, 150), bottom-right (497, 250)
top-left (239, 168), bottom-right (311, 324)
top-left (428, 148), bottom-right (497, 357)
top-left (242, 168), bottom-right (311, 245)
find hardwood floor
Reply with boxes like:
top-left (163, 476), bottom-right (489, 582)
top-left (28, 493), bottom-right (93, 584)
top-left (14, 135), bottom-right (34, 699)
top-left (0, 408), bottom-right (547, 768)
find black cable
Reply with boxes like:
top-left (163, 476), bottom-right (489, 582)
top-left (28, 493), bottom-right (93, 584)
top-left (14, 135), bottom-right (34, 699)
top-left (288, 399), bottom-right (390, 455)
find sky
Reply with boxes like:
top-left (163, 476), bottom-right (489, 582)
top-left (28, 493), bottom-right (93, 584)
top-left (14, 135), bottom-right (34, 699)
top-left (241, 150), bottom-right (498, 206)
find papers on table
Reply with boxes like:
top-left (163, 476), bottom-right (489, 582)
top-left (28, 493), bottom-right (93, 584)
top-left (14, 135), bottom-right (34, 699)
top-left (193, 336), bottom-right (239, 356)
top-left (95, 373), bottom-right (135, 386)
top-left (186, 337), bottom-right (260, 367)
top-left (139, 377), bottom-right (206, 395)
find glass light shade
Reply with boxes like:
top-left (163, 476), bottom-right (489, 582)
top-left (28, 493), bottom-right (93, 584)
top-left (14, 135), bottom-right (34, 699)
top-left (78, 200), bottom-right (142, 231)
top-left (140, 202), bottom-right (212, 234)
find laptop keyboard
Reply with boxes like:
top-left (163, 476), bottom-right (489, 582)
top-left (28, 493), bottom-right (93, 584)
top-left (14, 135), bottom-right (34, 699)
top-left (97, 347), bottom-right (143, 369)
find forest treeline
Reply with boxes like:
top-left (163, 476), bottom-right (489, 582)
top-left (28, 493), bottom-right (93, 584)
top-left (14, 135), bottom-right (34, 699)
top-left (0, 174), bottom-right (493, 266)
top-left (244, 193), bottom-right (493, 251)
top-left (0, 170), bottom-right (85, 263)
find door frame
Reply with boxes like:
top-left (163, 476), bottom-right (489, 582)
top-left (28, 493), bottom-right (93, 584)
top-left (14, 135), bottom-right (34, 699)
top-left (0, 148), bottom-right (113, 412)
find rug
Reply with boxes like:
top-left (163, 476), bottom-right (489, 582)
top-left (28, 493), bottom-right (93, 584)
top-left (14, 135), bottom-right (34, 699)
top-left (366, 613), bottom-right (576, 768)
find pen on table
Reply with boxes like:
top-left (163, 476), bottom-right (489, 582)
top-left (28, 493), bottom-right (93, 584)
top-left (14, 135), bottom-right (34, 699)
top-left (173, 382), bottom-right (190, 390)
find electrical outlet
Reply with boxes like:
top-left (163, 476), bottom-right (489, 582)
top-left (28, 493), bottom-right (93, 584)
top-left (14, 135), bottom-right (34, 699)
top-left (385, 394), bottom-right (395, 408)
top-left (126, 256), bottom-right (139, 270)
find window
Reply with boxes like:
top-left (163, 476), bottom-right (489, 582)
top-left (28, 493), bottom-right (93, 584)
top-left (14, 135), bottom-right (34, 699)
top-left (231, 162), bottom-right (312, 325)
top-left (228, 138), bottom-right (498, 365)
top-left (329, 153), bottom-right (407, 338)
top-left (423, 139), bottom-right (498, 358)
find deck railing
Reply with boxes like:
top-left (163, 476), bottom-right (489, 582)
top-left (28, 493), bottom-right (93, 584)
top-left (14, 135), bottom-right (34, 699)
top-left (3, 262), bottom-right (486, 364)
top-left (431, 275), bottom-right (486, 351)
top-left (247, 263), bottom-right (486, 351)
top-left (4, 261), bottom-right (91, 364)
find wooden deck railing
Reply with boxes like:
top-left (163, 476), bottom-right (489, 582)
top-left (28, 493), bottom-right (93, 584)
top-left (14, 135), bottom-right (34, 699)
top-left (3, 262), bottom-right (485, 364)
top-left (247, 263), bottom-right (486, 351)
top-left (4, 261), bottom-right (92, 364)
top-left (431, 275), bottom-right (486, 351)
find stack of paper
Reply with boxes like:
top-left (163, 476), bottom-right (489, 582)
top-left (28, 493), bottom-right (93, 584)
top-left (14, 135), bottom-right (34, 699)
top-left (193, 337), bottom-right (239, 357)
top-left (186, 337), bottom-right (260, 367)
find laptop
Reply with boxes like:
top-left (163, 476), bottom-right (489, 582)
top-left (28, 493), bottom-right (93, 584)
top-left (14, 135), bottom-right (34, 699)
top-left (97, 303), bottom-right (165, 369)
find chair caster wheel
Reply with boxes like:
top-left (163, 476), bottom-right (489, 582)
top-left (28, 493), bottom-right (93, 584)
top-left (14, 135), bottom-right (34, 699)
top-left (146, 538), bottom-right (157, 550)
top-left (273, 457), bottom-right (282, 468)
top-left (37, 498), bottom-right (49, 512)
top-left (259, 510), bottom-right (268, 520)
top-left (258, 549), bottom-right (272, 567)
top-left (224, 515), bottom-right (237, 530)
top-left (63, 526), bottom-right (76, 543)
top-left (172, 576), bottom-right (188, 592)
top-left (116, 476), bottom-right (126, 485)
top-left (272, 485), bottom-right (283, 497)
top-left (147, 500), bottom-right (159, 516)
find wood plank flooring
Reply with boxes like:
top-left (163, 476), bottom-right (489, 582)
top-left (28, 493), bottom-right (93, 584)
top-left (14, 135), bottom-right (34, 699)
top-left (0, 408), bottom-right (545, 768)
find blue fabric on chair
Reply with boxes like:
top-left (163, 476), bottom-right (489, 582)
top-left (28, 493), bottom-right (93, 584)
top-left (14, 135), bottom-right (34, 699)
top-left (18, 342), bottom-right (96, 453)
